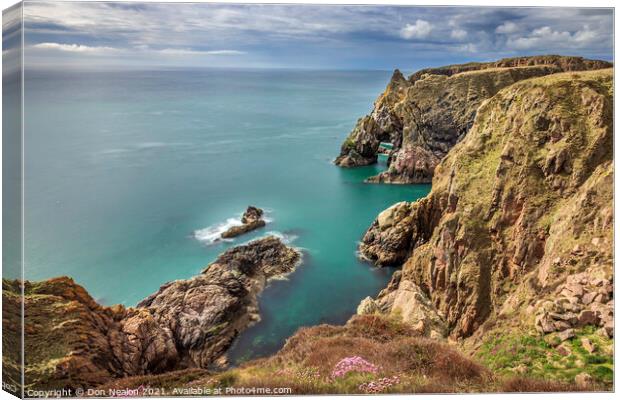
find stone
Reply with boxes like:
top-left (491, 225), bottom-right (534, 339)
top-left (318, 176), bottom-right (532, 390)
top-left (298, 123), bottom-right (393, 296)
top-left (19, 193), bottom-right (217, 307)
top-left (241, 206), bottom-right (263, 224)
top-left (557, 329), bottom-right (575, 342)
top-left (553, 320), bottom-right (572, 331)
top-left (357, 297), bottom-right (380, 315)
top-left (377, 279), bottom-right (448, 338)
top-left (556, 344), bottom-right (571, 356)
top-left (594, 291), bottom-right (610, 304)
top-left (596, 327), bottom-right (610, 339)
top-left (582, 292), bottom-right (597, 305)
top-left (535, 314), bottom-right (556, 334)
top-left (580, 337), bottom-right (596, 354)
top-left (359, 202), bottom-right (414, 266)
top-left (574, 372), bottom-right (594, 389)
top-left (603, 322), bottom-right (614, 338)
top-left (377, 202), bottom-right (410, 229)
top-left (549, 312), bottom-right (577, 324)
top-left (577, 310), bottom-right (599, 327)
top-left (564, 284), bottom-right (584, 297)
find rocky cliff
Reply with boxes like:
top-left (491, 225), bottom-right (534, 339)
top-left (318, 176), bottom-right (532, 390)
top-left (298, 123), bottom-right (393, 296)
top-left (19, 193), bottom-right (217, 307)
top-left (335, 56), bottom-right (612, 184)
top-left (3, 236), bottom-right (300, 391)
top-left (358, 69), bottom-right (613, 355)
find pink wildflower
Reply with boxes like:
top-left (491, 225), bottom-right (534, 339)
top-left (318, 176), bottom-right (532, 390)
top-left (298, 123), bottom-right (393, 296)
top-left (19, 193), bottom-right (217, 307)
top-left (331, 356), bottom-right (379, 379)
top-left (358, 376), bottom-right (401, 393)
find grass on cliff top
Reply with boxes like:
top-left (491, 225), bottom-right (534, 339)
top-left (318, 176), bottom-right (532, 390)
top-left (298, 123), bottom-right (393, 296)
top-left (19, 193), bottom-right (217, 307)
top-left (93, 315), bottom-right (601, 394)
top-left (475, 326), bottom-right (613, 389)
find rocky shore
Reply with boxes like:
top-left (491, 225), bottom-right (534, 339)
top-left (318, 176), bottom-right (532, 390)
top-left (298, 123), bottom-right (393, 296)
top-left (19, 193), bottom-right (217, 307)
top-left (335, 56), bottom-right (612, 184)
top-left (221, 206), bottom-right (266, 238)
top-left (3, 236), bottom-right (300, 391)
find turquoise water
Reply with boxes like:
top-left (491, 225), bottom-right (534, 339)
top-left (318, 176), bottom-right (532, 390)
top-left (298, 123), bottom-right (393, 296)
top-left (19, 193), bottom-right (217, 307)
top-left (23, 69), bottom-right (430, 363)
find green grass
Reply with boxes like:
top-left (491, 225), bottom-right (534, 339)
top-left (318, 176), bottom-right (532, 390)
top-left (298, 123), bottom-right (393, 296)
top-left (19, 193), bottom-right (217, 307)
top-left (476, 327), bottom-right (613, 388)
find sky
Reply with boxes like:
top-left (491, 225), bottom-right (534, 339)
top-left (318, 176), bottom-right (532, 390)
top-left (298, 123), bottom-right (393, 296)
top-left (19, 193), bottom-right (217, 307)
top-left (15, 2), bottom-right (615, 71)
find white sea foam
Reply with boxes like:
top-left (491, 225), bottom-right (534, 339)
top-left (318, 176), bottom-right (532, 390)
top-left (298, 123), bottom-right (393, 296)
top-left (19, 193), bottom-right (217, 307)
top-left (264, 230), bottom-right (298, 245)
top-left (193, 217), bottom-right (241, 245)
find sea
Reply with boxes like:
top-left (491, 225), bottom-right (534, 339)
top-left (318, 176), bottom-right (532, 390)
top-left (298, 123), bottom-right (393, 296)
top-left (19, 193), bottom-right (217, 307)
top-left (21, 68), bottom-right (430, 363)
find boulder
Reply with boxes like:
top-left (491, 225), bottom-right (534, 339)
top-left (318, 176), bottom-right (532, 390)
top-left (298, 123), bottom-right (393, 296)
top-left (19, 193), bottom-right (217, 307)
top-left (556, 344), bottom-right (571, 356)
top-left (582, 292), bottom-right (597, 305)
top-left (574, 372), bottom-right (594, 389)
top-left (360, 202), bottom-right (414, 266)
top-left (535, 313), bottom-right (556, 334)
top-left (557, 329), bottom-right (575, 342)
top-left (357, 297), bottom-right (380, 315)
top-left (580, 337), bottom-right (596, 354)
top-left (577, 310), bottom-right (600, 327)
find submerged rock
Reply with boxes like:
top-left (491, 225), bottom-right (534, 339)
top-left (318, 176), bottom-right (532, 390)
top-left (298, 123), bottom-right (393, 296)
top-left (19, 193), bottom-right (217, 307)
top-left (5, 236), bottom-right (300, 390)
top-left (221, 206), bottom-right (266, 238)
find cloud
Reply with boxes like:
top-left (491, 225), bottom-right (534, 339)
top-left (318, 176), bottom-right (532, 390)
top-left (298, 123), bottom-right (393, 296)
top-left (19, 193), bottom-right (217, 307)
top-left (158, 48), bottom-right (245, 56)
top-left (33, 42), bottom-right (119, 53)
top-left (450, 29), bottom-right (468, 40)
top-left (400, 20), bottom-right (433, 39)
top-left (495, 21), bottom-right (519, 34)
top-left (507, 25), bottom-right (603, 51)
top-left (31, 42), bottom-right (246, 57)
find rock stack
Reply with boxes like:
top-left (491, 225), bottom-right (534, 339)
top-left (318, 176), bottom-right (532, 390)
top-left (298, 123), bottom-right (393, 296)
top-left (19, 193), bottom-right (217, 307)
top-left (221, 206), bottom-right (266, 238)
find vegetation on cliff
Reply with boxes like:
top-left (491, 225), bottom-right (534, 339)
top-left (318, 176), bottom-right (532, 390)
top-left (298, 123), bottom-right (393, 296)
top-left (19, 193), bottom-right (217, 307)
top-left (95, 314), bottom-right (598, 394)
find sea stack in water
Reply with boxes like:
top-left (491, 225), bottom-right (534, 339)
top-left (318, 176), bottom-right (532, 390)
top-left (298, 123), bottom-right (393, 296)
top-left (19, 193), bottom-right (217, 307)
top-left (3, 236), bottom-right (301, 389)
top-left (221, 206), bottom-right (266, 238)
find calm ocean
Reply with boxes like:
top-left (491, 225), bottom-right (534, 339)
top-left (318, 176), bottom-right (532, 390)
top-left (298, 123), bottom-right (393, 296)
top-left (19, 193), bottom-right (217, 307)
top-left (22, 68), bottom-right (430, 363)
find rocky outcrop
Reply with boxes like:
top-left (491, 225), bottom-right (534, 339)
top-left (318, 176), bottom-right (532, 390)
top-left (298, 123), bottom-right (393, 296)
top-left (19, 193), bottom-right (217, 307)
top-left (6, 236), bottom-right (300, 391)
top-left (359, 69), bottom-right (613, 340)
top-left (335, 56), bottom-right (612, 184)
top-left (221, 206), bottom-right (266, 238)
top-left (534, 268), bottom-right (613, 338)
top-left (359, 202), bottom-right (415, 265)
top-left (357, 271), bottom-right (447, 339)
top-left (138, 235), bottom-right (300, 369)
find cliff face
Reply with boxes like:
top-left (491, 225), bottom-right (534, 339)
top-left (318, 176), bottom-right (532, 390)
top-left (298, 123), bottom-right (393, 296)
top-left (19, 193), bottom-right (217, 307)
top-left (335, 56), bottom-right (612, 184)
top-left (5, 236), bottom-right (300, 391)
top-left (359, 69), bottom-right (613, 343)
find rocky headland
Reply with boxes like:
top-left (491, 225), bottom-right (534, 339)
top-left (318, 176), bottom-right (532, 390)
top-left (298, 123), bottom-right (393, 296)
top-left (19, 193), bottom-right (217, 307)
top-left (221, 206), bottom-right (266, 238)
top-left (3, 236), bottom-right (300, 391)
top-left (357, 68), bottom-right (613, 384)
top-left (335, 55), bottom-right (612, 184)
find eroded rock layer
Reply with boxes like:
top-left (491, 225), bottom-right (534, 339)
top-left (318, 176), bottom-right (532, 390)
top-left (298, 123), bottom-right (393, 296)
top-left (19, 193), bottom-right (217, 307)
top-left (359, 69), bottom-right (613, 340)
top-left (335, 56), bottom-right (612, 184)
top-left (4, 236), bottom-right (300, 391)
